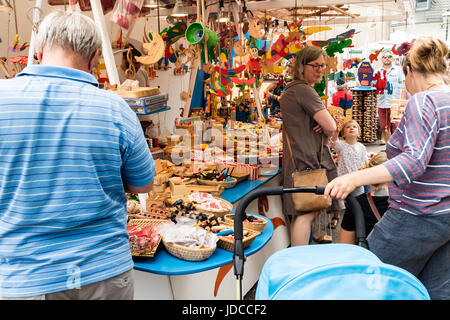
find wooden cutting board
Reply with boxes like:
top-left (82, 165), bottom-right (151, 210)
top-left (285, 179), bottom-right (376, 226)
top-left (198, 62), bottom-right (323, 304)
top-left (114, 87), bottom-right (160, 98)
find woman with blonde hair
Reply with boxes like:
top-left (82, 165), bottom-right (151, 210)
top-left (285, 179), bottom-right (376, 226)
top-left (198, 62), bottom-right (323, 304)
top-left (280, 46), bottom-right (338, 246)
top-left (338, 151), bottom-right (388, 244)
top-left (324, 37), bottom-right (450, 299)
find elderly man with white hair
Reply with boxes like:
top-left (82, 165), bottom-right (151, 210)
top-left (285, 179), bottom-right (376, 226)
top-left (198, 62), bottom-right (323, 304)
top-left (0, 11), bottom-right (155, 300)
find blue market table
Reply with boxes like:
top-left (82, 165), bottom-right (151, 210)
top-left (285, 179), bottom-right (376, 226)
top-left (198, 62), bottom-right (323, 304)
top-left (133, 213), bottom-right (273, 275)
top-left (220, 169), bottom-right (281, 204)
top-left (133, 169), bottom-right (289, 299)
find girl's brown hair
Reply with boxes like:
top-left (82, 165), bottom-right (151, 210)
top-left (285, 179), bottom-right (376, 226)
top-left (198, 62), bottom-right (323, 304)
top-left (359, 151), bottom-right (388, 190)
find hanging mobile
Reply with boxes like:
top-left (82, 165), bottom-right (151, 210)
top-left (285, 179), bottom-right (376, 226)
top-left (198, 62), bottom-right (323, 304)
top-left (9, 0), bottom-right (29, 52)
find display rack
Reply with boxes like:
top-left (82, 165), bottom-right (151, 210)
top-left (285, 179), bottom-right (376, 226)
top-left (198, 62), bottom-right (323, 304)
top-left (351, 87), bottom-right (377, 144)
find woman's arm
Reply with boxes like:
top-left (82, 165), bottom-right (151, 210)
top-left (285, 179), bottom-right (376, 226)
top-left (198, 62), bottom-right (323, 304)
top-left (312, 109), bottom-right (337, 137)
top-left (324, 164), bottom-right (393, 200)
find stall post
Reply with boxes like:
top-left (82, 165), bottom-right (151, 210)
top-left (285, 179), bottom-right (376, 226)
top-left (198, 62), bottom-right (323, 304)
top-left (90, 0), bottom-right (120, 85)
top-left (27, 0), bottom-right (42, 66)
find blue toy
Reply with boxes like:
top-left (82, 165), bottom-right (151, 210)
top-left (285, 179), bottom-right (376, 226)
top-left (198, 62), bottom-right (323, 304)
top-left (339, 95), bottom-right (353, 116)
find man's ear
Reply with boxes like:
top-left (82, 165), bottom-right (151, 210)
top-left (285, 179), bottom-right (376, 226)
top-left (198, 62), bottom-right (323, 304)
top-left (36, 46), bottom-right (44, 62)
top-left (88, 48), bottom-right (101, 72)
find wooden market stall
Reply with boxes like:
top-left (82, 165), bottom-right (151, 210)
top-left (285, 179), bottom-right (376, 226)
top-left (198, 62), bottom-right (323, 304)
top-left (0, 0), bottom-right (413, 300)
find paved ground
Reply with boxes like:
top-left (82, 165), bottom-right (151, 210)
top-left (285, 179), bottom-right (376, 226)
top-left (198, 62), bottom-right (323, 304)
top-left (243, 142), bottom-right (386, 300)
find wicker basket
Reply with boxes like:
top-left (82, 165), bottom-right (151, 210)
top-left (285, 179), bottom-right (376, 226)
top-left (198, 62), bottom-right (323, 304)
top-left (162, 235), bottom-right (216, 262)
top-left (231, 172), bottom-right (249, 183)
top-left (127, 219), bottom-right (168, 258)
top-left (224, 214), bottom-right (267, 232)
top-left (196, 177), bottom-right (237, 189)
top-left (193, 198), bottom-right (233, 218)
top-left (217, 226), bottom-right (261, 252)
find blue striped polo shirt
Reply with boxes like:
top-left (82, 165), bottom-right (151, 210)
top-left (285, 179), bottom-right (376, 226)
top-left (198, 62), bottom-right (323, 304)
top-left (384, 90), bottom-right (450, 216)
top-left (0, 65), bottom-right (155, 297)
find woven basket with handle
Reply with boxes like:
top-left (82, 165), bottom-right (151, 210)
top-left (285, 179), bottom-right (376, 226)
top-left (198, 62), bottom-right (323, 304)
top-left (217, 222), bottom-right (261, 252)
top-left (224, 213), bottom-right (267, 232)
top-left (162, 233), bottom-right (217, 261)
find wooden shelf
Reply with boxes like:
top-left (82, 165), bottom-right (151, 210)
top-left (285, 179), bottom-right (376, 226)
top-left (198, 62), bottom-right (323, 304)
top-left (137, 106), bottom-right (171, 121)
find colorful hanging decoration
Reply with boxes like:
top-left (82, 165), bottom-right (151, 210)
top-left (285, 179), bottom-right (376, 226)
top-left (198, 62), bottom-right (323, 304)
top-left (248, 18), bottom-right (265, 39)
top-left (392, 40), bottom-right (415, 56)
top-left (9, 36), bottom-right (29, 52)
top-left (136, 30), bottom-right (165, 65)
top-left (328, 71), bottom-right (345, 82)
top-left (372, 69), bottom-right (387, 94)
top-left (8, 0), bottom-right (29, 52)
top-left (326, 56), bottom-right (338, 74)
top-left (302, 26), bottom-right (332, 36)
top-left (287, 20), bottom-right (304, 33)
top-left (343, 57), bottom-right (363, 70)
top-left (338, 94), bottom-right (353, 117)
top-left (345, 71), bottom-right (356, 81)
top-left (155, 21), bottom-right (188, 68)
top-left (314, 76), bottom-right (327, 100)
top-left (311, 29), bottom-right (355, 47)
top-left (247, 46), bottom-right (262, 78)
top-left (369, 47), bottom-right (384, 63)
top-left (160, 21), bottom-right (187, 46)
top-left (324, 39), bottom-right (353, 57)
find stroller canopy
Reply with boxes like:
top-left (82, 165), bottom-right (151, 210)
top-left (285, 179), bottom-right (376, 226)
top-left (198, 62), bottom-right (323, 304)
top-left (256, 244), bottom-right (430, 300)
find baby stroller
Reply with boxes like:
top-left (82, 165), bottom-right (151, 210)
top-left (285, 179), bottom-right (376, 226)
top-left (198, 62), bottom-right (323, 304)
top-left (232, 186), bottom-right (430, 300)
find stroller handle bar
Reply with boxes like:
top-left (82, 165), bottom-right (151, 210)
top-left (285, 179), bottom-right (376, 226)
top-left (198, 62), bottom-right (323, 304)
top-left (233, 186), bottom-right (368, 280)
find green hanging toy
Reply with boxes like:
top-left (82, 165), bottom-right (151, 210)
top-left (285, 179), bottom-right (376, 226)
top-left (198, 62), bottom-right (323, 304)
top-left (314, 76), bottom-right (326, 98)
top-left (325, 39), bottom-right (353, 57)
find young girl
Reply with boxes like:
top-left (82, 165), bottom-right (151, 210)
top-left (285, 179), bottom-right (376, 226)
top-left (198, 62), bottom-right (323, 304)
top-left (329, 120), bottom-right (368, 228)
top-left (338, 151), bottom-right (389, 244)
